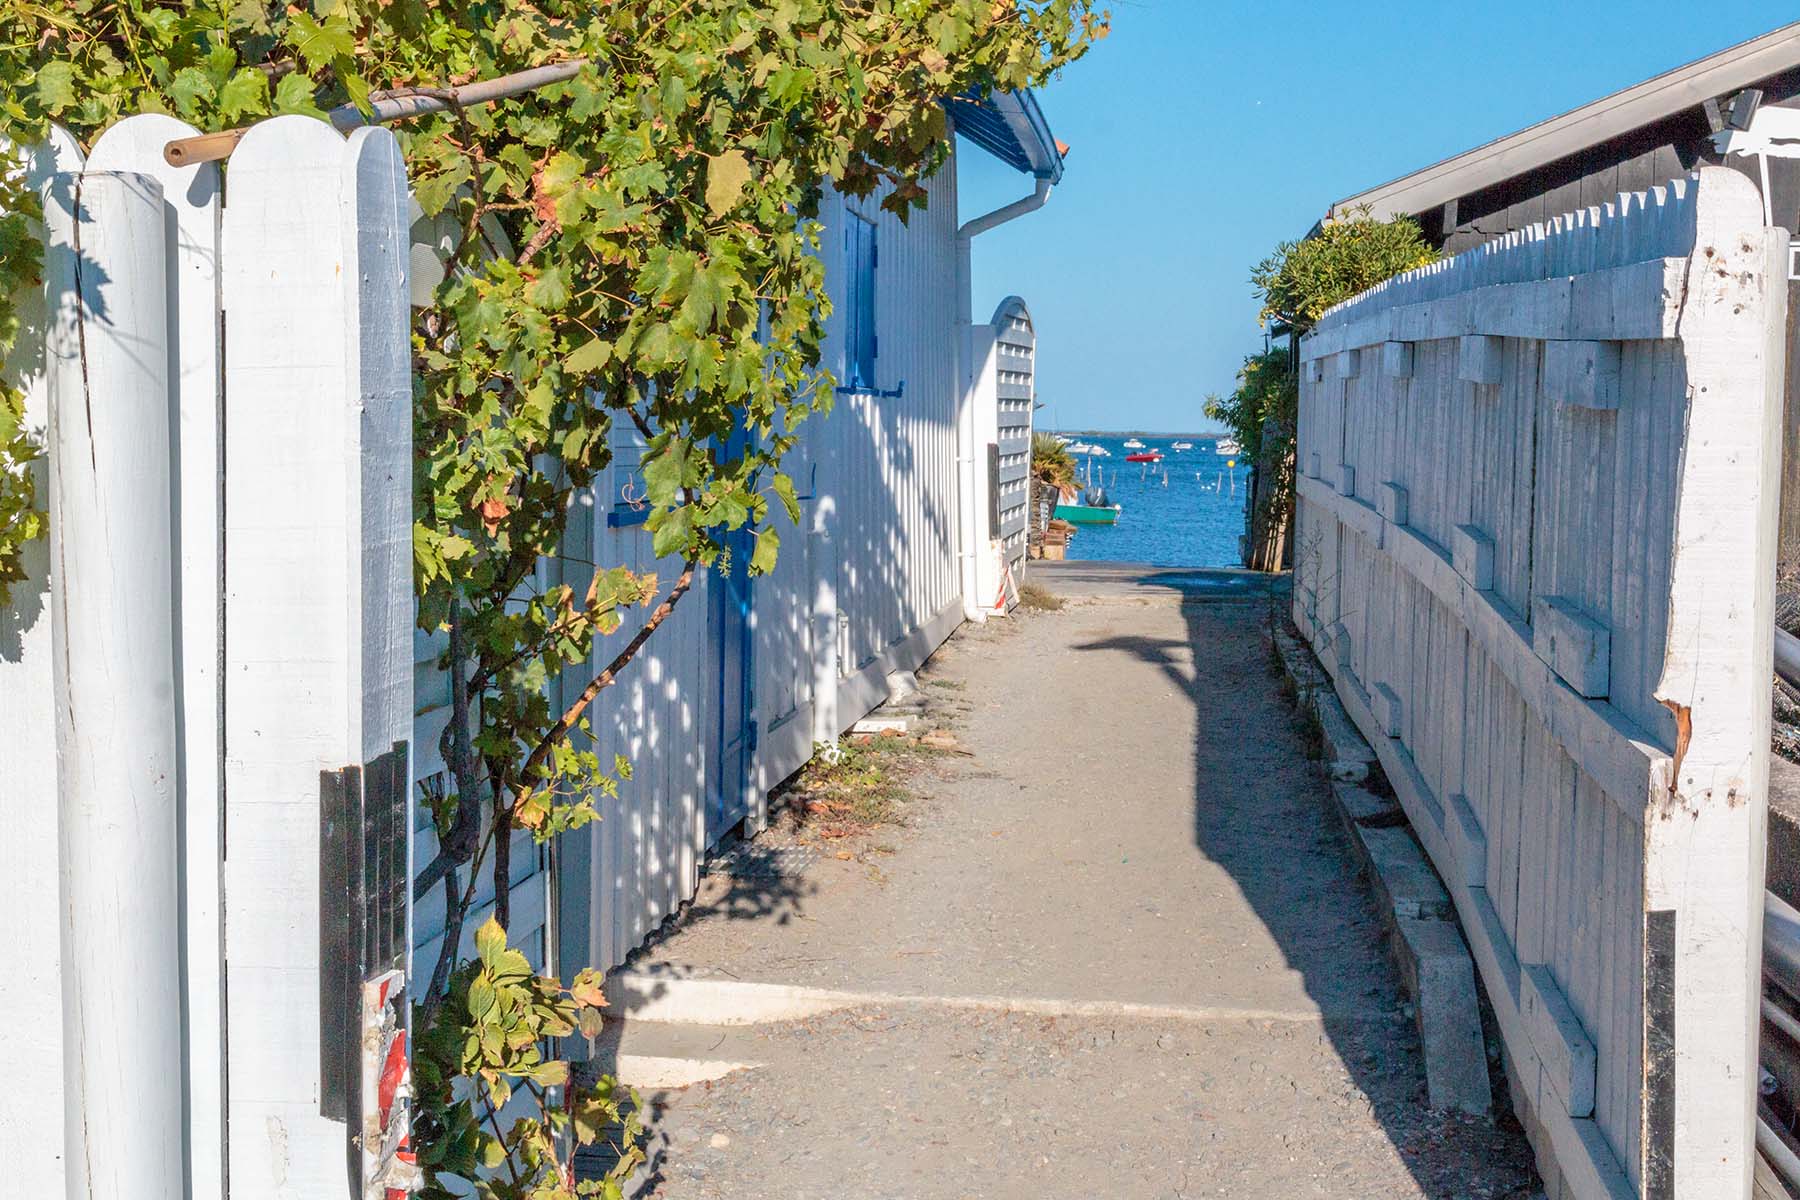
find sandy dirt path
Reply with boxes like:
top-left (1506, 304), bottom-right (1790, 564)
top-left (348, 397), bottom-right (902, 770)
top-left (599, 567), bottom-right (1538, 1199)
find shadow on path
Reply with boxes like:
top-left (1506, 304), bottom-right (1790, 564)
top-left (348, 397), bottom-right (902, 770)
top-left (1051, 560), bottom-right (1537, 1199)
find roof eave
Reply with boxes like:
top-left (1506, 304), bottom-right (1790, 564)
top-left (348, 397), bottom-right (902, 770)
top-left (1327, 19), bottom-right (1800, 224)
top-left (951, 89), bottom-right (1066, 184)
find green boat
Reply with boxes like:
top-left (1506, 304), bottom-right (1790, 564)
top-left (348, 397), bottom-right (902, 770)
top-left (1054, 501), bottom-right (1121, 525)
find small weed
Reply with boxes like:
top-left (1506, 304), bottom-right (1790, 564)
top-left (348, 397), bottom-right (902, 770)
top-left (1017, 582), bottom-right (1064, 612)
top-left (776, 736), bottom-right (925, 839)
top-left (1293, 704), bottom-right (1326, 761)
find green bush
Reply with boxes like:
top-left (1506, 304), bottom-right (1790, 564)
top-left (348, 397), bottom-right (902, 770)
top-left (1252, 206), bottom-right (1437, 333)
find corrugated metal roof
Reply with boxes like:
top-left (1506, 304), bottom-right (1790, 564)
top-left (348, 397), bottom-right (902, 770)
top-left (1328, 20), bottom-right (1800, 223)
top-left (952, 89), bottom-right (1065, 183)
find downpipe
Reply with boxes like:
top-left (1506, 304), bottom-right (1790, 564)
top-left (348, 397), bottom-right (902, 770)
top-left (955, 177), bottom-right (1053, 622)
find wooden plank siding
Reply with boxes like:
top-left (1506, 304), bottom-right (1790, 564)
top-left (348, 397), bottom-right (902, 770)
top-left (538, 163), bottom-right (968, 981)
top-left (1295, 168), bottom-right (1785, 1199)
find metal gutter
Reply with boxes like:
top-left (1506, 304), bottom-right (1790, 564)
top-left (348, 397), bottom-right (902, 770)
top-left (1328, 21), bottom-right (1800, 223)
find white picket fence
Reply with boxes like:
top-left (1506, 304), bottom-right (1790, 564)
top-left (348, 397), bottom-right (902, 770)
top-left (1294, 166), bottom-right (1786, 1198)
top-left (2, 114), bottom-right (414, 1198)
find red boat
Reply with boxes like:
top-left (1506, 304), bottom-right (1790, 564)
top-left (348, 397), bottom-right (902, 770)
top-left (1125, 451), bottom-right (1163, 463)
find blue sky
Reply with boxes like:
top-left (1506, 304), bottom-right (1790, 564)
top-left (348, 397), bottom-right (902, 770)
top-left (959, 1), bottom-right (1799, 434)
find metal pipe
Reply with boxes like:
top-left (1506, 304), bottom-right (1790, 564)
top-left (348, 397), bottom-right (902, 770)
top-left (1768, 891), bottom-right (1800, 1007)
top-left (953, 175), bottom-right (1053, 621)
top-left (164, 59), bottom-right (588, 166)
top-left (1776, 625), bottom-right (1800, 690)
top-left (51, 170), bottom-right (186, 1200)
top-left (1761, 1115), bottom-right (1800, 1197)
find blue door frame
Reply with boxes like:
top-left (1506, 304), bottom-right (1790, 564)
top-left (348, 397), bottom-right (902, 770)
top-left (708, 436), bottom-right (757, 842)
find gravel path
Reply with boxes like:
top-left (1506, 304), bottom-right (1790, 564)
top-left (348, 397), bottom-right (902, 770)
top-left (606, 568), bottom-right (1538, 1199)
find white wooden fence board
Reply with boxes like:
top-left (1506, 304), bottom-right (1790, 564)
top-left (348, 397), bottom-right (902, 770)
top-left (84, 114), bottom-right (229, 1200)
top-left (0, 126), bottom-right (82, 1198)
top-left (222, 116), bottom-right (413, 1197)
top-left (1296, 168), bottom-right (1782, 1199)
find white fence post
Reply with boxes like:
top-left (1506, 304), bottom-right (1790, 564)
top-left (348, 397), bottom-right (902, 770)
top-left (49, 169), bottom-right (185, 1200)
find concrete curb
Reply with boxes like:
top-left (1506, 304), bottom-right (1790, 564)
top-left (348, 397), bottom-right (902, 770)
top-left (1272, 617), bottom-right (1493, 1117)
top-left (603, 970), bottom-right (1393, 1027)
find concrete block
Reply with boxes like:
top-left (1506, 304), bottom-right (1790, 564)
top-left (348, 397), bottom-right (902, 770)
top-left (1336, 462), bottom-right (1357, 497)
top-left (1393, 916), bottom-right (1492, 1115)
top-left (1355, 824), bottom-right (1454, 922)
top-left (1381, 340), bottom-right (1414, 378)
top-left (1330, 780), bottom-right (1403, 827)
top-left (1531, 595), bottom-right (1610, 698)
top-left (1458, 334), bottom-right (1504, 385)
top-left (1542, 339), bottom-right (1620, 411)
top-left (1306, 451), bottom-right (1321, 480)
top-left (1452, 524), bottom-right (1495, 591)
top-left (1377, 481), bottom-right (1409, 526)
top-left (1334, 348), bottom-right (1361, 379)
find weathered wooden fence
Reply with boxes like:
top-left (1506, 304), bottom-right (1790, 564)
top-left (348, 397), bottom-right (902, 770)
top-left (3, 114), bottom-right (415, 1199)
top-left (1293, 167), bottom-right (1785, 1199)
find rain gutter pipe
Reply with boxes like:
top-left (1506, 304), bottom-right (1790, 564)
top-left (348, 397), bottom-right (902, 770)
top-left (955, 175), bottom-right (1053, 622)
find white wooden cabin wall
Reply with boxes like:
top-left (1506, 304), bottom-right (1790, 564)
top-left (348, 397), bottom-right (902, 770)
top-left (1294, 168), bottom-right (1784, 1200)
top-left (556, 160), bottom-right (968, 978)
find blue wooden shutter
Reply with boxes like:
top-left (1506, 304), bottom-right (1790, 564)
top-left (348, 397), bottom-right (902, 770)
top-left (843, 215), bottom-right (877, 388)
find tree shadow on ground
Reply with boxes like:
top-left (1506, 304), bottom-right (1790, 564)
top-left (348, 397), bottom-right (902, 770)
top-left (1064, 566), bottom-right (1539, 1200)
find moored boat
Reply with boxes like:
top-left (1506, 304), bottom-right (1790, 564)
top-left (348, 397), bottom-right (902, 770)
top-left (1215, 437), bottom-right (1241, 456)
top-left (1125, 450), bottom-right (1162, 463)
top-left (1054, 479), bottom-right (1121, 524)
top-left (1122, 438), bottom-right (1145, 448)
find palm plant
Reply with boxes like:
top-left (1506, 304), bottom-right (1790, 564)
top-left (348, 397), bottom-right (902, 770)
top-left (1030, 432), bottom-right (1077, 537)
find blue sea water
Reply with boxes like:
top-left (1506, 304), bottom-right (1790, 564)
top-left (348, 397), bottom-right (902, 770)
top-left (1052, 434), bottom-right (1249, 568)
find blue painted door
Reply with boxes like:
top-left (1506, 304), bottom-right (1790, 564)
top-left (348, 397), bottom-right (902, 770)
top-left (708, 475), bottom-right (756, 841)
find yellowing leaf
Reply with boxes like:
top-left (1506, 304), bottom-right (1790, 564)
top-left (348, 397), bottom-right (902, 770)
top-left (570, 967), bottom-right (608, 1008)
top-left (705, 150), bottom-right (752, 218)
top-left (564, 338), bottom-right (613, 375)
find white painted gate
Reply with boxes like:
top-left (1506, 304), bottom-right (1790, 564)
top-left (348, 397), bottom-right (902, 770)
top-left (1293, 167), bottom-right (1785, 1199)
top-left (2, 114), bottom-right (415, 1199)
